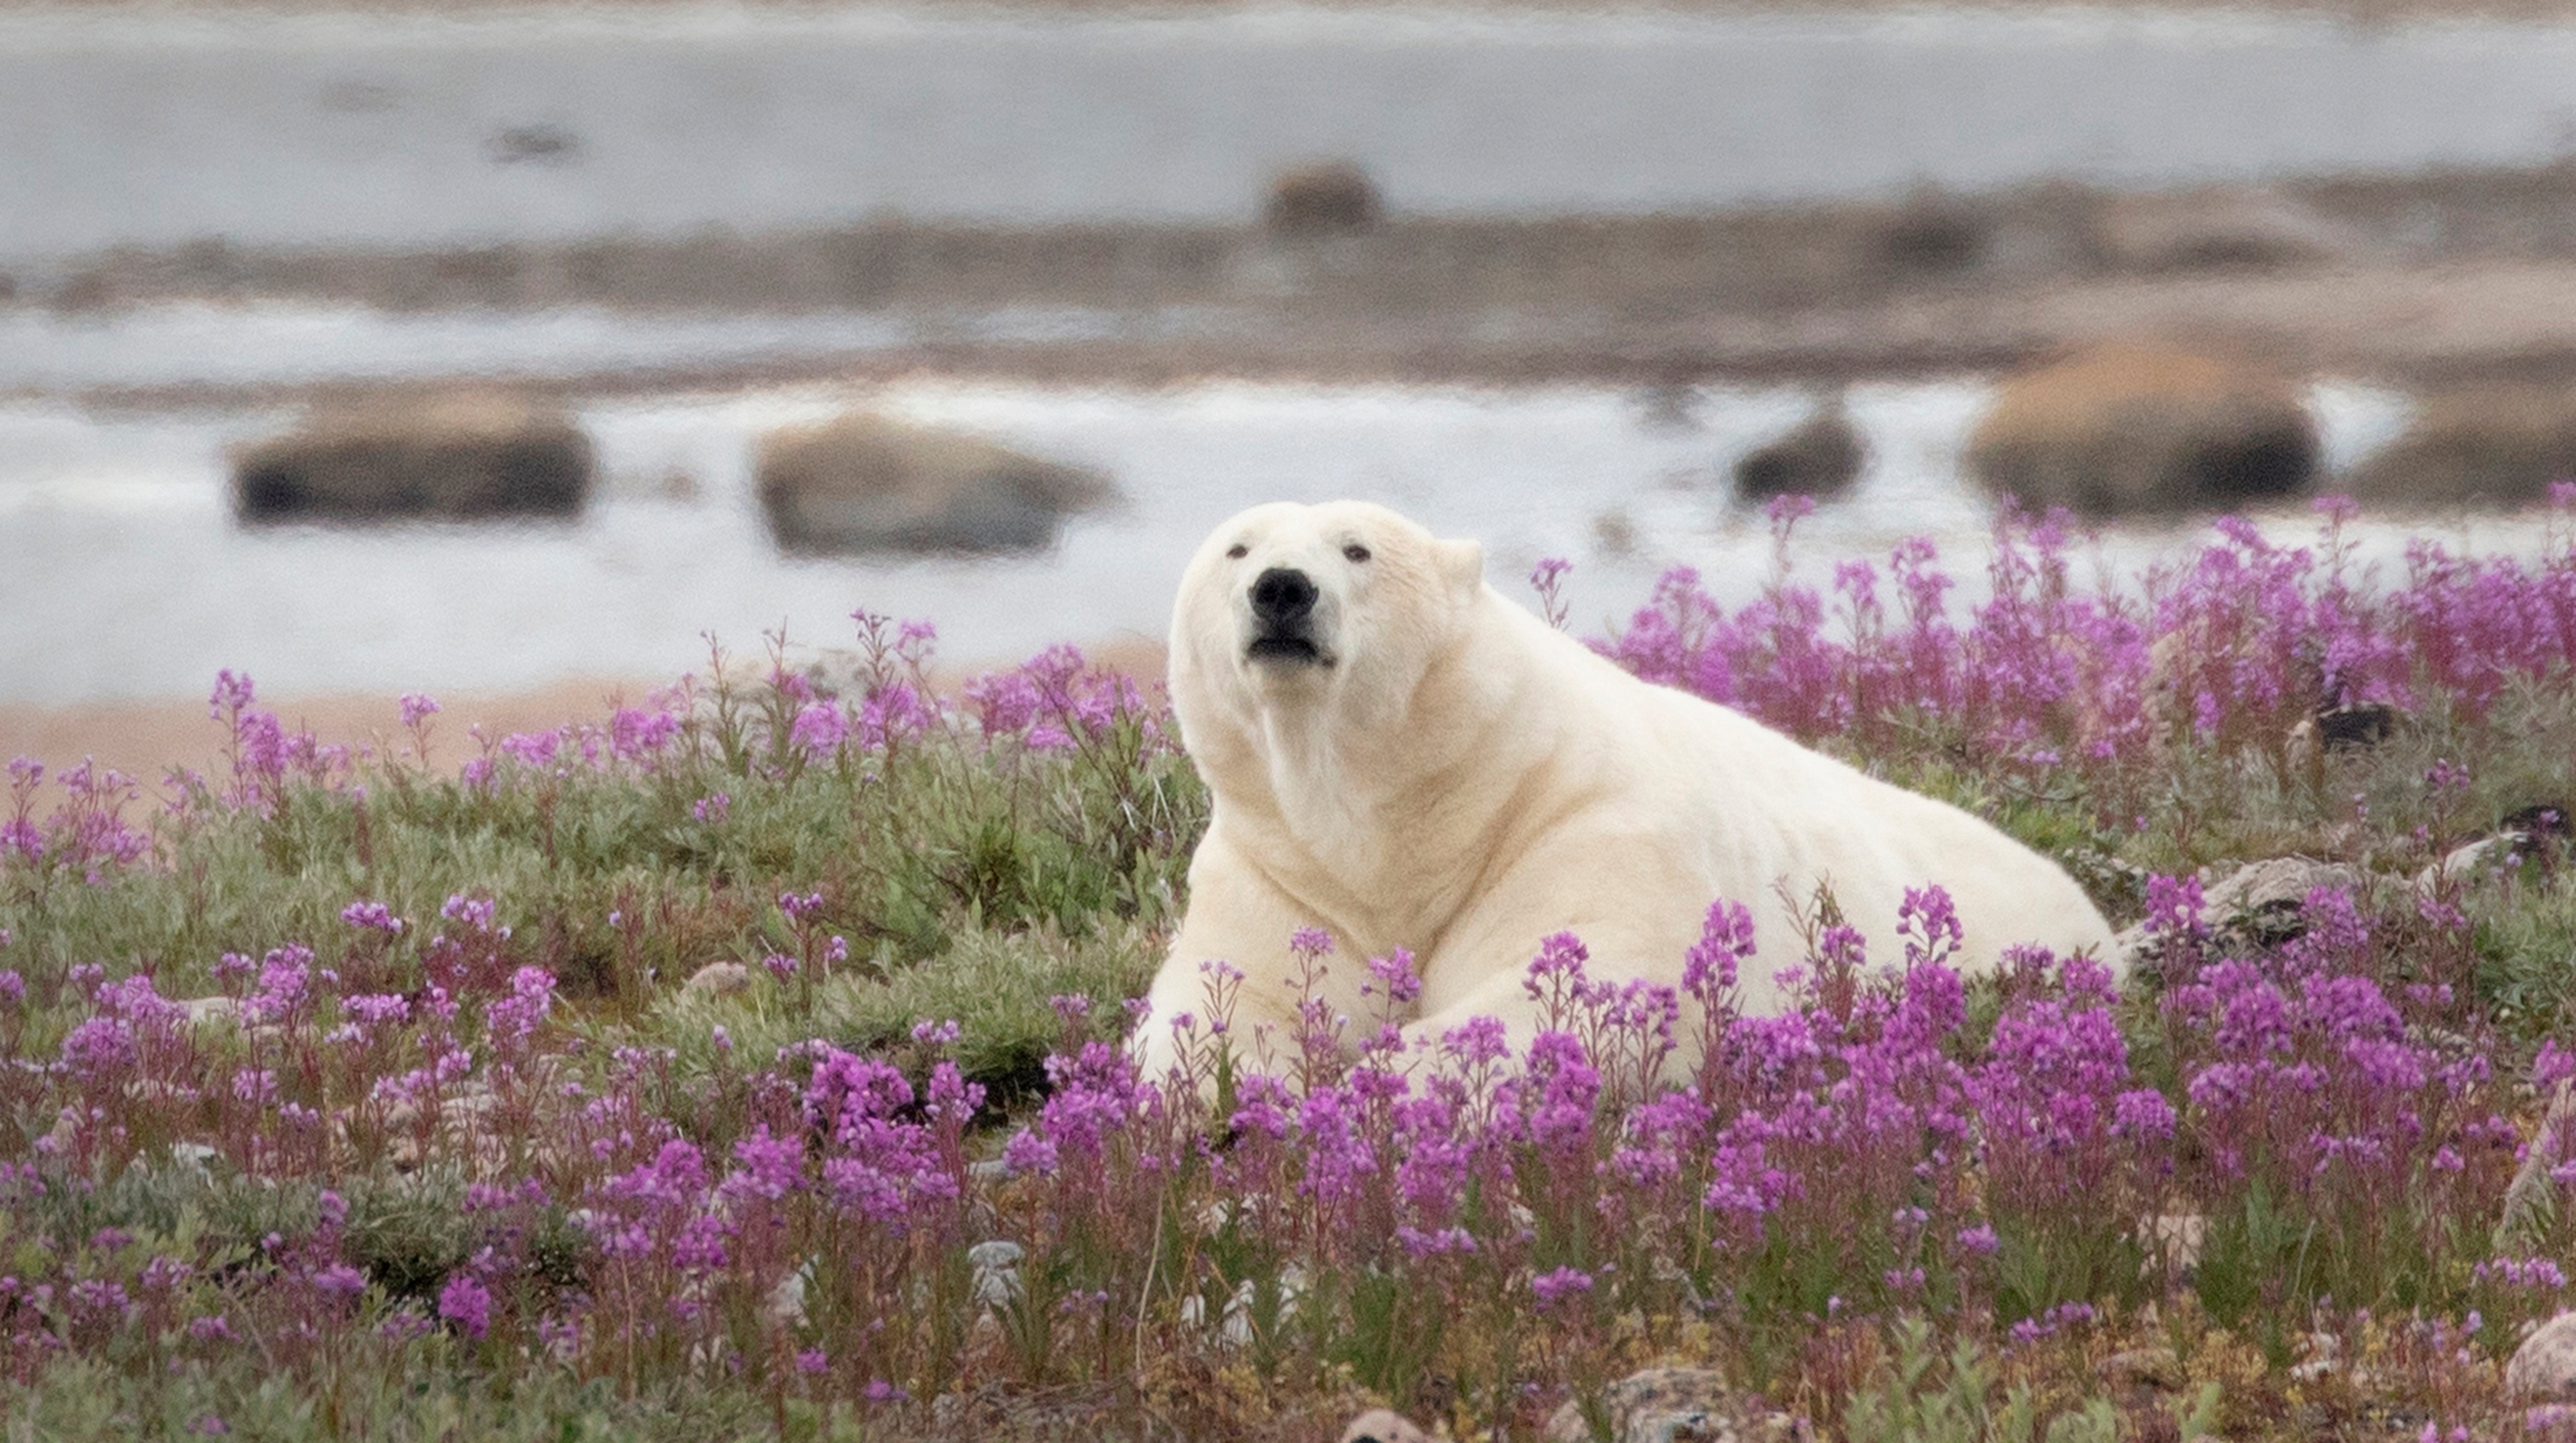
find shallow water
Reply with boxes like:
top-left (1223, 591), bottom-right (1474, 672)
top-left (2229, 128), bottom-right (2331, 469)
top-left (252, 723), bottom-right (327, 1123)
top-left (5, 3), bottom-right (2576, 259)
top-left (6, 374), bottom-right (2542, 711)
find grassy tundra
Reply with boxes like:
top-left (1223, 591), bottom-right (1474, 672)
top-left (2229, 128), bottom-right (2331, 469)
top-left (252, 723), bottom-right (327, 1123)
top-left (4, 497), bottom-right (2576, 1441)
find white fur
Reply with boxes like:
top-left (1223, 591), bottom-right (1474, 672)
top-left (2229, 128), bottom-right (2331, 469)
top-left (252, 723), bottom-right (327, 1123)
top-left (1133, 501), bottom-right (2119, 1082)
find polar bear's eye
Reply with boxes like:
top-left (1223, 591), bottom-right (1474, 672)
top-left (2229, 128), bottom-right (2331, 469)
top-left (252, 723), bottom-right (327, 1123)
top-left (1225, 544), bottom-right (1249, 559)
top-left (1343, 544), bottom-right (1372, 563)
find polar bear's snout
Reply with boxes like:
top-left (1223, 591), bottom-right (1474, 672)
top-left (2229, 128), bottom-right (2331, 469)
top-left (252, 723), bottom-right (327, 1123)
top-left (1246, 566), bottom-right (1331, 666)
top-left (1250, 567), bottom-right (1317, 626)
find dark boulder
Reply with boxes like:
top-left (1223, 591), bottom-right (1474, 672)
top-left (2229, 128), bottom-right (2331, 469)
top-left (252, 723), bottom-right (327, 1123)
top-left (756, 413), bottom-right (1112, 556)
top-left (232, 390), bottom-right (591, 524)
top-left (2349, 383), bottom-right (2576, 509)
top-left (1734, 401), bottom-right (1866, 501)
top-left (2312, 702), bottom-right (2399, 752)
top-left (1265, 161), bottom-right (1383, 235)
top-left (1875, 189), bottom-right (1989, 275)
top-left (1966, 344), bottom-right (2318, 516)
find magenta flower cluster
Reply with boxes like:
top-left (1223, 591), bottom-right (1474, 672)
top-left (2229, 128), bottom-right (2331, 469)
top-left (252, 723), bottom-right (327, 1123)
top-left (2, 868), bottom-right (2534, 1403)
top-left (0, 507), bottom-right (2567, 1425)
top-left (1594, 495), bottom-right (2576, 794)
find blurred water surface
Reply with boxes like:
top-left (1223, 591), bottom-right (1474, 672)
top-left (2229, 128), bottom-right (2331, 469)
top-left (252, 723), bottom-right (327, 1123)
top-left (9, 3), bottom-right (2572, 713)
top-left (5, 3), bottom-right (2575, 258)
top-left (1, 376), bottom-right (2512, 709)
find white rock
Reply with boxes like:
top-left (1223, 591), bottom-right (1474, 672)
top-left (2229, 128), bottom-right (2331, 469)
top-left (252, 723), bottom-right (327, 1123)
top-left (679, 962), bottom-right (750, 1000)
top-left (967, 1239), bottom-right (1025, 1309)
top-left (2509, 1311), bottom-right (2576, 1401)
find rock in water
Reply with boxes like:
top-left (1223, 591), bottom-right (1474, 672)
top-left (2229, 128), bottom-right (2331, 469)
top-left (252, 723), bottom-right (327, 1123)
top-left (234, 390), bottom-right (591, 523)
top-left (1266, 161), bottom-right (1383, 234)
top-left (756, 413), bottom-right (1112, 555)
top-left (2350, 383), bottom-right (2576, 509)
top-left (1966, 344), bottom-right (2316, 516)
top-left (1734, 402), bottom-right (1866, 501)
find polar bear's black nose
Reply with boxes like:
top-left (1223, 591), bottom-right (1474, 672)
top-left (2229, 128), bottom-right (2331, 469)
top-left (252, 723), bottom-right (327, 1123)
top-left (1250, 567), bottom-right (1318, 626)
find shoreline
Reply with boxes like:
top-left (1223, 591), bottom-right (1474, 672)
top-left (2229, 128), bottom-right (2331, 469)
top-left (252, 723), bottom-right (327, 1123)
top-left (17, 164), bottom-right (2576, 401)
top-left (0, 678), bottom-right (663, 788)
top-left (0, 636), bottom-right (1173, 785)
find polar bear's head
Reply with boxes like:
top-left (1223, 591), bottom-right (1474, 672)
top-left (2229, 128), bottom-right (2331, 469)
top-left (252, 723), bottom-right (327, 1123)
top-left (1170, 501), bottom-right (1485, 731)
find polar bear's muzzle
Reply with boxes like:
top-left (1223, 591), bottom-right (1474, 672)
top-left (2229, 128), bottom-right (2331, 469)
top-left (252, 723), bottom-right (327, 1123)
top-left (1244, 566), bottom-right (1332, 666)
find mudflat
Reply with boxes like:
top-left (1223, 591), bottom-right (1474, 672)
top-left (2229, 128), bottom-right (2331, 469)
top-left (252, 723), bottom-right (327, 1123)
top-left (27, 164), bottom-right (2576, 405)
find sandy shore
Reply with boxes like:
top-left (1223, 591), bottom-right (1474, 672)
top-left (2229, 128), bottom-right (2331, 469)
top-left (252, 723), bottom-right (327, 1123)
top-left (0, 635), bottom-right (1174, 786)
top-left (0, 678), bottom-right (663, 786)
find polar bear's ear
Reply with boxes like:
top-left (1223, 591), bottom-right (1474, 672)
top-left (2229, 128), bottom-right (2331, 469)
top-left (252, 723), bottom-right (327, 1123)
top-left (1437, 538), bottom-right (1484, 602)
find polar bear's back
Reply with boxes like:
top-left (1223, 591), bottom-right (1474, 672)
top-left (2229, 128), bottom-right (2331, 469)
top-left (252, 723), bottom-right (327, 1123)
top-left (1502, 598), bottom-right (2117, 979)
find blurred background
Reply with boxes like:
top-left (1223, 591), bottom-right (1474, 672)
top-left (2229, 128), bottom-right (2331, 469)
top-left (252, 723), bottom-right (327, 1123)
top-left (8, 0), bottom-right (2576, 772)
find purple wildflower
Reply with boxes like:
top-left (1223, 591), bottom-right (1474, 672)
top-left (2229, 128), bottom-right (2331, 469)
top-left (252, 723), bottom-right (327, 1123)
top-left (437, 1273), bottom-right (492, 1340)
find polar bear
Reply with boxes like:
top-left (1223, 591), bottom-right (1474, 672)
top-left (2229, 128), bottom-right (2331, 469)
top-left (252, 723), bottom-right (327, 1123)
top-left (1132, 500), bottom-right (2119, 1084)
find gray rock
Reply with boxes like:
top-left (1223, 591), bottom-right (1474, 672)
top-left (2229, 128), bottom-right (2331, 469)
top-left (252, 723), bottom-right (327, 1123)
top-left (2097, 1346), bottom-right (2187, 1392)
top-left (2423, 835), bottom-right (2519, 889)
top-left (2200, 856), bottom-right (2368, 920)
top-left (679, 641), bottom-right (888, 736)
top-left (2499, 1081), bottom-right (2576, 1255)
top-left (2419, 805), bottom-right (2571, 893)
top-left (678, 962), bottom-right (750, 1001)
top-left (967, 1239), bottom-right (1025, 1308)
top-left (2114, 856), bottom-right (2366, 979)
top-left (1542, 1367), bottom-right (1808, 1443)
top-left (765, 1264), bottom-right (810, 1328)
top-left (2509, 1311), bottom-right (2576, 1401)
top-left (175, 995), bottom-right (242, 1030)
top-left (769, 643), bottom-right (879, 701)
top-left (2289, 1331), bottom-right (2354, 1385)
top-left (756, 413), bottom-right (1112, 555)
top-left (2143, 1212), bottom-right (2208, 1274)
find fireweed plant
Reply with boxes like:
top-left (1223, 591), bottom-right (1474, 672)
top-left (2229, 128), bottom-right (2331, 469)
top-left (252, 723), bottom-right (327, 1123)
top-left (0, 499), bottom-right (2573, 1439)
